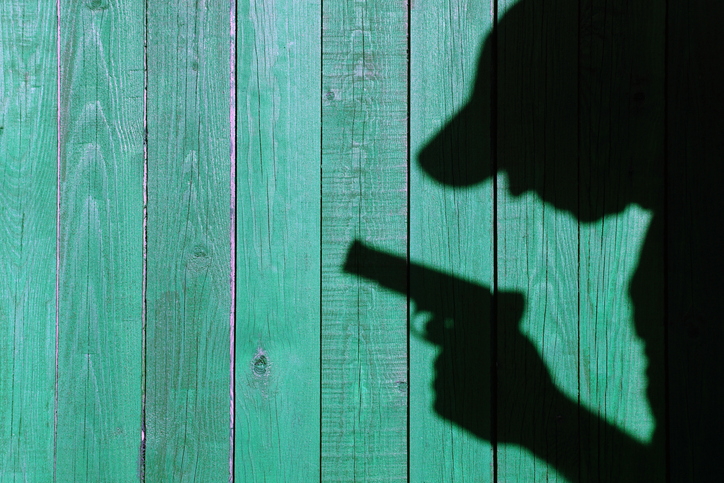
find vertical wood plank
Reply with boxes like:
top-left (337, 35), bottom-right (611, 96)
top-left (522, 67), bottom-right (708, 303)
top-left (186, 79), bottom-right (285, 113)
top-left (666, 0), bottom-right (724, 480)
top-left (145, 0), bottom-right (231, 479)
top-left (235, 0), bottom-right (321, 480)
top-left (495, 0), bottom-right (580, 480)
top-left (0, 1), bottom-right (56, 479)
top-left (56, 0), bottom-right (144, 479)
top-left (410, 0), bottom-right (495, 480)
top-left (578, 0), bottom-right (666, 479)
top-left (321, 0), bottom-right (408, 480)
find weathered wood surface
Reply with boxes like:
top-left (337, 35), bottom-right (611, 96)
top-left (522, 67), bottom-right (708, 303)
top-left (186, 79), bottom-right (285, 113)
top-left (1, 0), bottom-right (722, 481)
top-left (145, 0), bottom-right (231, 479)
top-left (410, 0), bottom-right (495, 480)
top-left (0, 1), bottom-right (57, 479)
top-left (578, 0), bottom-right (666, 480)
top-left (235, 0), bottom-right (321, 480)
top-left (321, 0), bottom-right (409, 480)
top-left (494, 0), bottom-right (580, 480)
top-left (56, 0), bottom-right (144, 479)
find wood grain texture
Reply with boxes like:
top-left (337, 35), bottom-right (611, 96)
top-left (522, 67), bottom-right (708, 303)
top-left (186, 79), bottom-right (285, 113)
top-left (56, 0), bottom-right (144, 479)
top-left (321, 0), bottom-right (409, 480)
top-left (578, 0), bottom-right (666, 479)
top-left (0, 1), bottom-right (57, 479)
top-left (666, 0), bottom-right (724, 480)
top-left (409, 0), bottom-right (495, 480)
top-left (495, 0), bottom-right (580, 480)
top-left (145, 0), bottom-right (231, 479)
top-left (0, 1), bottom-right (704, 481)
top-left (235, 0), bottom-right (321, 480)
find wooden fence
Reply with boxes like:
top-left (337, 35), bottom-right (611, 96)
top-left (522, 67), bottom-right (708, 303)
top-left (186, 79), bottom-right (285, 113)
top-left (1, 0), bottom-right (722, 481)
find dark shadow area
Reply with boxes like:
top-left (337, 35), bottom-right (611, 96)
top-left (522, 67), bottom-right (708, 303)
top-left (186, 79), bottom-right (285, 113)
top-left (344, 0), bottom-right (724, 480)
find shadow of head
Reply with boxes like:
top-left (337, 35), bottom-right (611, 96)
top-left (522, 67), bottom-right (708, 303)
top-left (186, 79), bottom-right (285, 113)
top-left (416, 0), bottom-right (660, 221)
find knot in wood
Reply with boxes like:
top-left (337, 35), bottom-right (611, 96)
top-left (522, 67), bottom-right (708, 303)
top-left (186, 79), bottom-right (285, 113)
top-left (252, 354), bottom-right (268, 376)
top-left (86, 0), bottom-right (108, 10)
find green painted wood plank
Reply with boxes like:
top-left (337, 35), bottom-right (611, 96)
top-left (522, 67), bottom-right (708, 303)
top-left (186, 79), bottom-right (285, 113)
top-left (234, 0), bottom-right (321, 480)
top-left (55, 0), bottom-right (144, 479)
top-left (0, 1), bottom-right (56, 479)
top-left (321, 1), bottom-right (408, 480)
top-left (145, 0), bottom-right (231, 479)
top-left (578, 0), bottom-right (666, 479)
top-left (666, 1), bottom-right (724, 480)
top-left (495, 0), bottom-right (580, 480)
top-left (409, 0), bottom-right (495, 480)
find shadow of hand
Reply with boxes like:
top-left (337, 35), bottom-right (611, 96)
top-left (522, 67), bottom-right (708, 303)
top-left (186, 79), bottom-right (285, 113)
top-left (425, 284), bottom-right (569, 448)
top-left (423, 274), bottom-right (612, 482)
top-left (344, 240), bottom-right (654, 482)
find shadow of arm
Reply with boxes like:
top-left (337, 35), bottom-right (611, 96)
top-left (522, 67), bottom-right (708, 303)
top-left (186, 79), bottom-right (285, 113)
top-left (344, 239), bottom-right (651, 482)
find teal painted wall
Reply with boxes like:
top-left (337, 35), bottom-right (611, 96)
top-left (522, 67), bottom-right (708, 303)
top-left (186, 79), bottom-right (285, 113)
top-left (1, 0), bottom-right (722, 481)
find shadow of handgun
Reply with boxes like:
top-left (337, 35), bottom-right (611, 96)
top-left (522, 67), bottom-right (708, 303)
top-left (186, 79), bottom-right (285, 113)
top-left (344, 239), bottom-right (651, 482)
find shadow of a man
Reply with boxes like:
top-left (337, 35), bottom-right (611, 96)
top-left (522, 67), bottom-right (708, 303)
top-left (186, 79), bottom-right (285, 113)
top-left (346, 0), bottom-right (724, 480)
